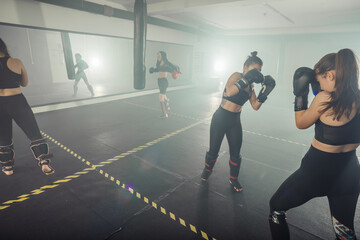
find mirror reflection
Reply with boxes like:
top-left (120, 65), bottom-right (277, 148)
top-left (0, 23), bottom-right (193, 106)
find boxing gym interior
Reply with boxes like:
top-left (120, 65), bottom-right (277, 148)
top-left (1, 0), bottom-right (360, 239)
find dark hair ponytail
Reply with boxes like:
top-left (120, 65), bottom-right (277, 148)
top-left (0, 38), bottom-right (10, 57)
top-left (244, 51), bottom-right (263, 67)
top-left (316, 48), bottom-right (360, 120)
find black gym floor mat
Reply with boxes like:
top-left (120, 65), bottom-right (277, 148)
top-left (0, 88), bottom-right (358, 239)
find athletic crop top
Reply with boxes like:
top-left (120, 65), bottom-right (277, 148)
top-left (0, 57), bottom-right (22, 89)
top-left (222, 77), bottom-right (253, 106)
top-left (157, 63), bottom-right (180, 73)
top-left (315, 113), bottom-right (360, 145)
top-left (75, 60), bottom-right (88, 73)
top-left (156, 64), bottom-right (173, 73)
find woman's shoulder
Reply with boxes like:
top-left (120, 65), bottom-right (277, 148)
top-left (6, 58), bottom-right (24, 73)
top-left (314, 91), bottom-right (331, 102)
top-left (311, 91), bottom-right (331, 115)
top-left (8, 57), bottom-right (23, 66)
top-left (229, 72), bottom-right (242, 80)
top-left (225, 72), bottom-right (242, 86)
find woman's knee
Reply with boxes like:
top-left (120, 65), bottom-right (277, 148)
top-left (269, 194), bottom-right (282, 212)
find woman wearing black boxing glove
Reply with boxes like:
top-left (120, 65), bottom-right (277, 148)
top-left (201, 51), bottom-right (276, 192)
top-left (149, 51), bottom-right (180, 118)
top-left (269, 49), bottom-right (360, 240)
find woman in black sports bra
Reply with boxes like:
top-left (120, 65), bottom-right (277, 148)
top-left (200, 52), bottom-right (276, 192)
top-left (269, 48), bottom-right (360, 240)
top-left (149, 51), bottom-right (180, 118)
top-left (0, 38), bottom-right (54, 176)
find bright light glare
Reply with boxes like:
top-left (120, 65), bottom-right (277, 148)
top-left (214, 59), bottom-right (226, 73)
top-left (90, 57), bottom-right (101, 68)
top-left (94, 85), bottom-right (103, 92)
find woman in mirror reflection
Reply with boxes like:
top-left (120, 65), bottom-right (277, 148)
top-left (149, 51), bottom-right (180, 118)
top-left (73, 53), bottom-right (94, 98)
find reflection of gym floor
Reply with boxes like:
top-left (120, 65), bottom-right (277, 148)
top-left (1, 88), bottom-right (359, 240)
top-left (21, 77), bottom-right (190, 107)
top-left (22, 80), bottom-right (151, 106)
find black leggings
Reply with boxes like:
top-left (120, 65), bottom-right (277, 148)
top-left (0, 94), bottom-right (42, 145)
top-left (270, 146), bottom-right (360, 239)
top-left (158, 77), bottom-right (168, 94)
top-left (75, 71), bottom-right (88, 83)
top-left (205, 107), bottom-right (243, 178)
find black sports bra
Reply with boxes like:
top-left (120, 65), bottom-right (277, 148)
top-left (157, 64), bottom-right (174, 73)
top-left (222, 84), bottom-right (252, 106)
top-left (0, 57), bottom-right (22, 89)
top-left (315, 113), bottom-right (360, 145)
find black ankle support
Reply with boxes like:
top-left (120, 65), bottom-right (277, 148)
top-left (269, 211), bottom-right (290, 240)
top-left (0, 143), bottom-right (15, 167)
top-left (30, 139), bottom-right (53, 161)
top-left (204, 152), bottom-right (218, 171)
top-left (229, 155), bottom-right (242, 179)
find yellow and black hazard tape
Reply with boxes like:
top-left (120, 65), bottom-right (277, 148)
top-left (41, 118), bottom-right (208, 168)
top-left (40, 119), bottom-right (218, 240)
top-left (0, 166), bottom-right (96, 210)
top-left (0, 118), bottom-right (216, 239)
top-left (96, 167), bottom-right (217, 240)
top-left (45, 119), bottom-right (215, 239)
top-left (0, 119), bottom-right (206, 211)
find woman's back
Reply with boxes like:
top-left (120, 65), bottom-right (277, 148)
top-left (0, 56), bottom-right (27, 96)
top-left (312, 91), bottom-right (360, 153)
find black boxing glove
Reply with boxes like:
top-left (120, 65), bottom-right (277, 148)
top-left (310, 80), bottom-right (321, 95)
top-left (174, 65), bottom-right (181, 74)
top-left (257, 75), bottom-right (276, 103)
top-left (293, 67), bottom-right (316, 111)
top-left (149, 67), bottom-right (158, 74)
top-left (234, 68), bottom-right (264, 90)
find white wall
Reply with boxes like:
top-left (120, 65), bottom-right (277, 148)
top-left (193, 31), bottom-right (360, 89)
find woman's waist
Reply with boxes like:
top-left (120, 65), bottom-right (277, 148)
top-left (158, 72), bottom-right (168, 78)
top-left (220, 101), bottom-right (242, 113)
top-left (216, 106), bottom-right (241, 118)
top-left (0, 88), bottom-right (22, 96)
top-left (301, 145), bottom-right (358, 173)
top-left (311, 138), bottom-right (359, 154)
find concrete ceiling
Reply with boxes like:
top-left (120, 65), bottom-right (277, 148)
top-left (103, 0), bottom-right (360, 35)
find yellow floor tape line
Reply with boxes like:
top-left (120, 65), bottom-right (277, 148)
top-left (0, 118), bottom-right (216, 239)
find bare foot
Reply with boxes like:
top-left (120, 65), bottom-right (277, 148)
top-left (41, 161), bottom-right (55, 175)
top-left (2, 166), bottom-right (14, 176)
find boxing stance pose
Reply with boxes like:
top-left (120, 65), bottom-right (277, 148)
top-left (149, 51), bottom-right (180, 118)
top-left (201, 51), bottom-right (276, 191)
top-left (73, 53), bottom-right (94, 97)
top-left (0, 38), bottom-right (54, 175)
top-left (269, 49), bottom-right (360, 240)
